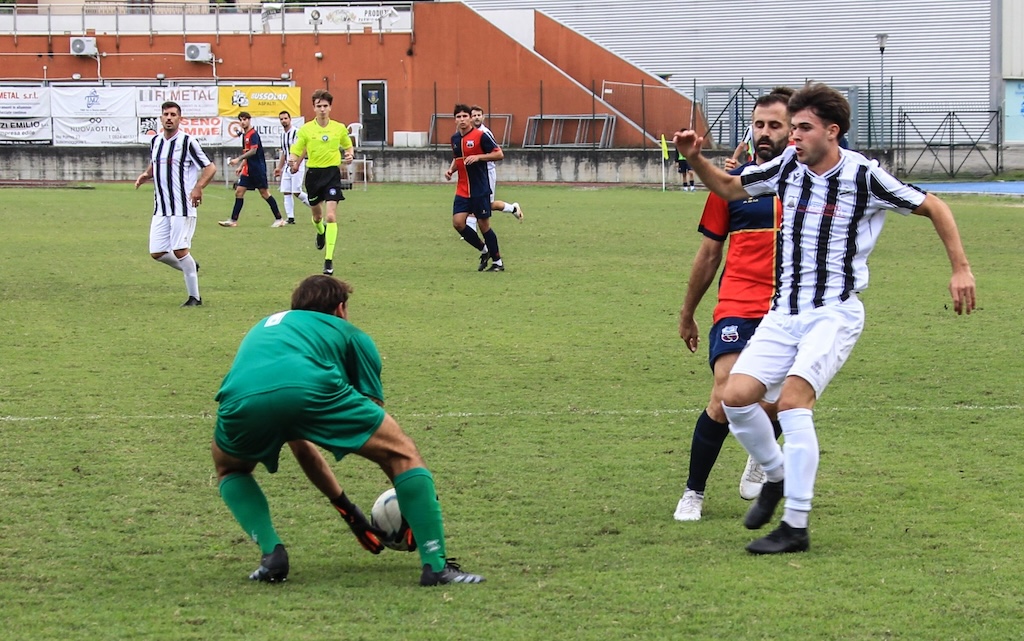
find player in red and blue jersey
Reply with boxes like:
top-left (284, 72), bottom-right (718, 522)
top-left (673, 88), bottom-right (794, 523)
top-left (219, 111), bottom-right (285, 227)
top-left (445, 104), bottom-right (507, 271)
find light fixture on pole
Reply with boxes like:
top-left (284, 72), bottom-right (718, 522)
top-left (71, 73), bottom-right (82, 80)
top-left (876, 33), bottom-right (888, 147)
top-left (156, 72), bottom-right (166, 86)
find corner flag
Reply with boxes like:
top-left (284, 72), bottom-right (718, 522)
top-left (660, 134), bottom-right (670, 160)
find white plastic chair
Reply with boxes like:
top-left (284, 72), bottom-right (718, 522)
top-left (348, 122), bottom-right (362, 148)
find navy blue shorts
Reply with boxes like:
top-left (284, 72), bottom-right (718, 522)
top-left (238, 172), bottom-right (268, 190)
top-left (707, 316), bottom-right (763, 371)
top-left (453, 195), bottom-right (491, 218)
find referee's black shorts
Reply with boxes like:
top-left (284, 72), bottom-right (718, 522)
top-left (304, 166), bottom-right (345, 206)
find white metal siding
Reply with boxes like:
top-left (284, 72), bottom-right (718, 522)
top-left (465, 0), bottom-right (995, 111)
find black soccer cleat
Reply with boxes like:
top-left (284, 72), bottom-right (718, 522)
top-left (315, 230), bottom-right (326, 250)
top-left (744, 479), bottom-right (784, 530)
top-left (287, 218), bottom-right (296, 225)
top-left (420, 559), bottom-right (485, 587)
top-left (486, 263), bottom-right (505, 272)
top-left (323, 259), bottom-right (334, 276)
top-left (745, 521), bottom-right (810, 555)
top-left (477, 251), bottom-right (490, 272)
top-left (180, 296), bottom-right (202, 307)
top-left (249, 543), bottom-right (289, 583)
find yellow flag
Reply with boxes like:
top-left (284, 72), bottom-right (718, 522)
top-left (660, 134), bottom-right (670, 160)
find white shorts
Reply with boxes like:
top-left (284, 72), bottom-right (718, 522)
top-left (487, 162), bottom-right (497, 199)
top-left (149, 215), bottom-right (196, 254)
top-left (731, 296), bottom-right (865, 402)
top-left (281, 161), bottom-right (306, 194)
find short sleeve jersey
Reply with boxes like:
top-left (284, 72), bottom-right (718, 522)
top-left (215, 310), bottom-right (385, 405)
top-left (451, 127), bottom-right (498, 198)
top-left (241, 128), bottom-right (267, 178)
top-left (291, 120), bottom-right (352, 169)
top-left (148, 130), bottom-right (212, 218)
top-left (740, 146), bottom-right (927, 314)
top-left (698, 162), bottom-right (782, 323)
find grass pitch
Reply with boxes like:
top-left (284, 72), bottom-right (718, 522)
top-left (0, 182), bottom-right (1021, 640)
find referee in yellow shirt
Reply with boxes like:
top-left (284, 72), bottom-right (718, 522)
top-left (288, 89), bottom-right (355, 275)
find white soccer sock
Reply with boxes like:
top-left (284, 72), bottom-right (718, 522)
top-left (724, 402), bottom-right (784, 482)
top-left (283, 194), bottom-right (295, 219)
top-left (157, 252), bottom-right (182, 271)
top-left (779, 408), bottom-right (818, 514)
top-left (502, 203), bottom-right (515, 213)
top-left (179, 253), bottom-right (201, 300)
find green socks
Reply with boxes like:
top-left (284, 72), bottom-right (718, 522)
top-left (219, 472), bottom-right (282, 554)
top-left (394, 467), bottom-right (447, 571)
top-left (313, 216), bottom-right (325, 234)
top-left (325, 222), bottom-right (338, 259)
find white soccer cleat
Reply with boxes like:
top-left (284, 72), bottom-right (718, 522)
top-left (673, 489), bottom-right (704, 522)
top-left (271, 219), bottom-right (288, 227)
top-left (510, 202), bottom-right (524, 221)
top-left (739, 455), bottom-right (767, 500)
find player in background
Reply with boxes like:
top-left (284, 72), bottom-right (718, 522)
top-left (212, 275), bottom-right (485, 586)
top-left (676, 150), bottom-right (697, 191)
top-left (288, 90), bottom-right (354, 276)
top-left (135, 100), bottom-right (216, 307)
top-left (463, 105), bottom-right (524, 234)
top-left (674, 83), bottom-right (975, 554)
top-left (673, 88), bottom-right (794, 522)
top-left (273, 110), bottom-right (309, 225)
top-left (220, 112), bottom-right (286, 228)
top-left (445, 103), bottom-right (507, 272)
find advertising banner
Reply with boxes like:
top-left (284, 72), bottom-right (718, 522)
top-left (53, 116), bottom-right (139, 146)
top-left (136, 86), bottom-right (219, 118)
top-left (220, 115), bottom-right (305, 148)
top-left (138, 116), bottom-right (225, 146)
top-left (51, 86), bottom-right (135, 118)
top-left (0, 87), bottom-right (51, 118)
top-left (304, 5), bottom-right (411, 30)
top-left (0, 117), bottom-right (52, 144)
top-left (218, 86), bottom-right (301, 117)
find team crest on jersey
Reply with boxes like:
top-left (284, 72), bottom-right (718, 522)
top-left (466, 140), bottom-right (476, 149)
top-left (721, 325), bottom-right (740, 343)
top-left (322, 134), bottom-right (329, 142)
top-left (329, 188), bottom-right (337, 195)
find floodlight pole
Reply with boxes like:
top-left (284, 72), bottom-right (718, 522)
top-left (876, 33), bottom-right (888, 147)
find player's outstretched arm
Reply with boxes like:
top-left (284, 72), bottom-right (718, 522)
top-left (914, 193), bottom-right (976, 315)
top-left (673, 130), bottom-right (747, 202)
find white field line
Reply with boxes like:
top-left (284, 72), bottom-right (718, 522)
top-left (1, 404), bottom-right (1021, 423)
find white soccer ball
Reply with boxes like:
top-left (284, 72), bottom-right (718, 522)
top-left (370, 488), bottom-right (415, 552)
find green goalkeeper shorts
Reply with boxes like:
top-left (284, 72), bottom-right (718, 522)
top-left (214, 385), bottom-right (386, 473)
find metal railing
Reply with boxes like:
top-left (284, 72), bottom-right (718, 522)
top-left (0, 2), bottom-right (413, 37)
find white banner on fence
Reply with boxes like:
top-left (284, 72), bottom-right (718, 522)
top-left (0, 87), bottom-right (51, 118)
top-left (136, 86), bottom-right (219, 118)
top-left (51, 87), bottom-right (135, 118)
top-left (0, 117), bottom-right (52, 144)
top-left (53, 117), bottom-right (139, 146)
top-left (305, 5), bottom-right (410, 30)
top-left (221, 116), bottom-right (306, 148)
top-left (138, 116), bottom-right (225, 146)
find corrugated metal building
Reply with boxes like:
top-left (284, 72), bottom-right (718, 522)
top-left (462, 0), bottom-right (1008, 144)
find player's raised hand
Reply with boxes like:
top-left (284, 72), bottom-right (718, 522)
top-left (673, 130), bottom-right (704, 160)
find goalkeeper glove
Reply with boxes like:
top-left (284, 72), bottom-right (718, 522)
top-left (331, 492), bottom-right (386, 554)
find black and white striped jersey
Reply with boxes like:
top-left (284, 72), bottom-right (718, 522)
top-left (741, 146), bottom-right (926, 315)
top-left (148, 131), bottom-right (212, 217)
top-left (280, 126), bottom-right (298, 160)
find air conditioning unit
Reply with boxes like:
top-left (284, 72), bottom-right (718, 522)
top-left (184, 43), bottom-right (213, 63)
top-left (70, 37), bottom-right (98, 56)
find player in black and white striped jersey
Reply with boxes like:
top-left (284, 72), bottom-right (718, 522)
top-left (674, 83), bottom-right (976, 555)
top-left (135, 101), bottom-right (217, 307)
top-left (274, 110), bottom-right (308, 225)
